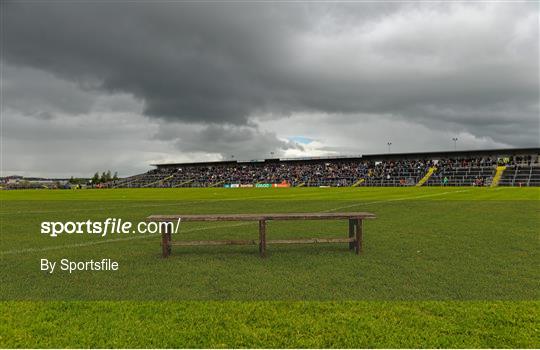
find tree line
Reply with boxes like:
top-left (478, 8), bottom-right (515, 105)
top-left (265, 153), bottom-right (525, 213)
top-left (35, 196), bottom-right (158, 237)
top-left (67, 170), bottom-right (118, 185)
top-left (90, 170), bottom-right (118, 184)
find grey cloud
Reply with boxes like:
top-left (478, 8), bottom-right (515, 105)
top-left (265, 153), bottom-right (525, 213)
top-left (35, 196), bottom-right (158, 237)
top-left (5, 2), bottom-right (537, 136)
top-left (2, 108), bottom-right (161, 177)
top-left (399, 101), bottom-right (539, 146)
top-left (257, 112), bottom-right (512, 158)
top-left (4, 2), bottom-right (302, 124)
top-left (1, 64), bottom-right (294, 177)
top-left (2, 1), bottom-right (538, 176)
top-left (154, 123), bottom-right (303, 160)
top-left (3, 65), bottom-right (98, 117)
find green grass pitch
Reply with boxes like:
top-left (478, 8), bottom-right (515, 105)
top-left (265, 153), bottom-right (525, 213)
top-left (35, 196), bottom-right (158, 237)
top-left (1, 187), bottom-right (539, 347)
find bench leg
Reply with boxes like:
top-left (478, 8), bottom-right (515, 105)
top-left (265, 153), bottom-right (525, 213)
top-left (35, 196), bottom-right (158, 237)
top-left (355, 219), bottom-right (363, 255)
top-left (259, 219), bottom-right (266, 258)
top-left (162, 222), bottom-right (172, 258)
top-left (348, 219), bottom-right (355, 250)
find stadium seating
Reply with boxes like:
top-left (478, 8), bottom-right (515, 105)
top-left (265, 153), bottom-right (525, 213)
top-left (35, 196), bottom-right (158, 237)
top-left (426, 166), bottom-right (497, 186)
top-left (363, 160), bottom-right (432, 187)
top-left (499, 165), bottom-right (540, 187)
top-left (116, 162), bottom-right (371, 188)
top-left (111, 152), bottom-right (539, 188)
top-left (424, 157), bottom-right (498, 186)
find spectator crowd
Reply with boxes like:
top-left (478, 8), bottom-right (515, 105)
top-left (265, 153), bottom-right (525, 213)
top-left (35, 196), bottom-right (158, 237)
top-left (112, 154), bottom-right (539, 188)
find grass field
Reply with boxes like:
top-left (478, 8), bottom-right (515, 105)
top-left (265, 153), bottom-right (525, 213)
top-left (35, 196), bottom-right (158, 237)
top-left (1, 187), bottom-right (539, 347)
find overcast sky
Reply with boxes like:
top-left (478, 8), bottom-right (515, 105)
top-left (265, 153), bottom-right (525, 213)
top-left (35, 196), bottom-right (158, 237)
top-left (2, 1), bottom-right (539, 177)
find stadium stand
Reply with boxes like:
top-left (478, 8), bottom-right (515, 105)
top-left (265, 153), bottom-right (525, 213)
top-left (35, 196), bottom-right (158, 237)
top-left (364, 159), bottom-right (432, 187)
top-left (498, 154), bottom-right (540, 187)
top-left (425, 157), bottom-right (498, 186)
top-left (115, 161), bottom-right (370, 188)
top-left (499, 165), bottom-right (540, 187)
top-left (111, 148), bottom-right (539, 188)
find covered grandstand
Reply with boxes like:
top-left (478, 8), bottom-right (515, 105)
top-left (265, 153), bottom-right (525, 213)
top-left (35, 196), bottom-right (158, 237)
top-left (113, 148), bottom-right (540, 188)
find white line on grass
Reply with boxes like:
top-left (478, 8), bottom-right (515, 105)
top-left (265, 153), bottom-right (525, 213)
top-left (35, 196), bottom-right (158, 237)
top-left (0, 222), bottom-right (254, 255)
top-left (1, 188), bottom-right (470, 255)
top-left (323, 189), bottom-right (471, 212)
top-left (0, 190), bottom-right (352, 215)
top-left (0, 188), bottom-right (470, 215)
top-left (0, 200), bottom-right (206, 215)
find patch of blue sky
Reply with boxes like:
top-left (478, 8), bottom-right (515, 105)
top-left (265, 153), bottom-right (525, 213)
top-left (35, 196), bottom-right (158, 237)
top-left (288, 136), bottom-right (313, 144)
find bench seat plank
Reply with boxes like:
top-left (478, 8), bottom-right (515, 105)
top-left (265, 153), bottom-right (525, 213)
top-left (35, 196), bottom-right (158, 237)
top-left (168, 237), bottom-right (355, 247)
top-left (267, 237), bottom-right (355, 244)
top-left (171, 239), bottom-right (257, 246)
top-left (147, 212), bottom-right (376, 222)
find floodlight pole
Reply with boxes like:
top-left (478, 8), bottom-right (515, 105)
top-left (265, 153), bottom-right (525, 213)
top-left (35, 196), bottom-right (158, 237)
top-left (452, 138), bottom-right (458, 151)
top-left (387, 142), bottom-right (392, 153)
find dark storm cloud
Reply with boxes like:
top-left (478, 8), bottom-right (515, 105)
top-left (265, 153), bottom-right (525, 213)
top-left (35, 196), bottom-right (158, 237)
top-left (5, 2), bottom-right (537, 133)
top-left (2, 1), bottom-right (539, 176)
top-left (4, 1), bottom-right (311, 124)
top-left (2, 65), bottom-right (97, 117)
top-left (153, 122), bottom-right (303, 160)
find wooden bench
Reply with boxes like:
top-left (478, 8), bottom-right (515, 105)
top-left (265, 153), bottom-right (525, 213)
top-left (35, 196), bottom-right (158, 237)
top-left (146, 212), bottom-right (376, 258)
